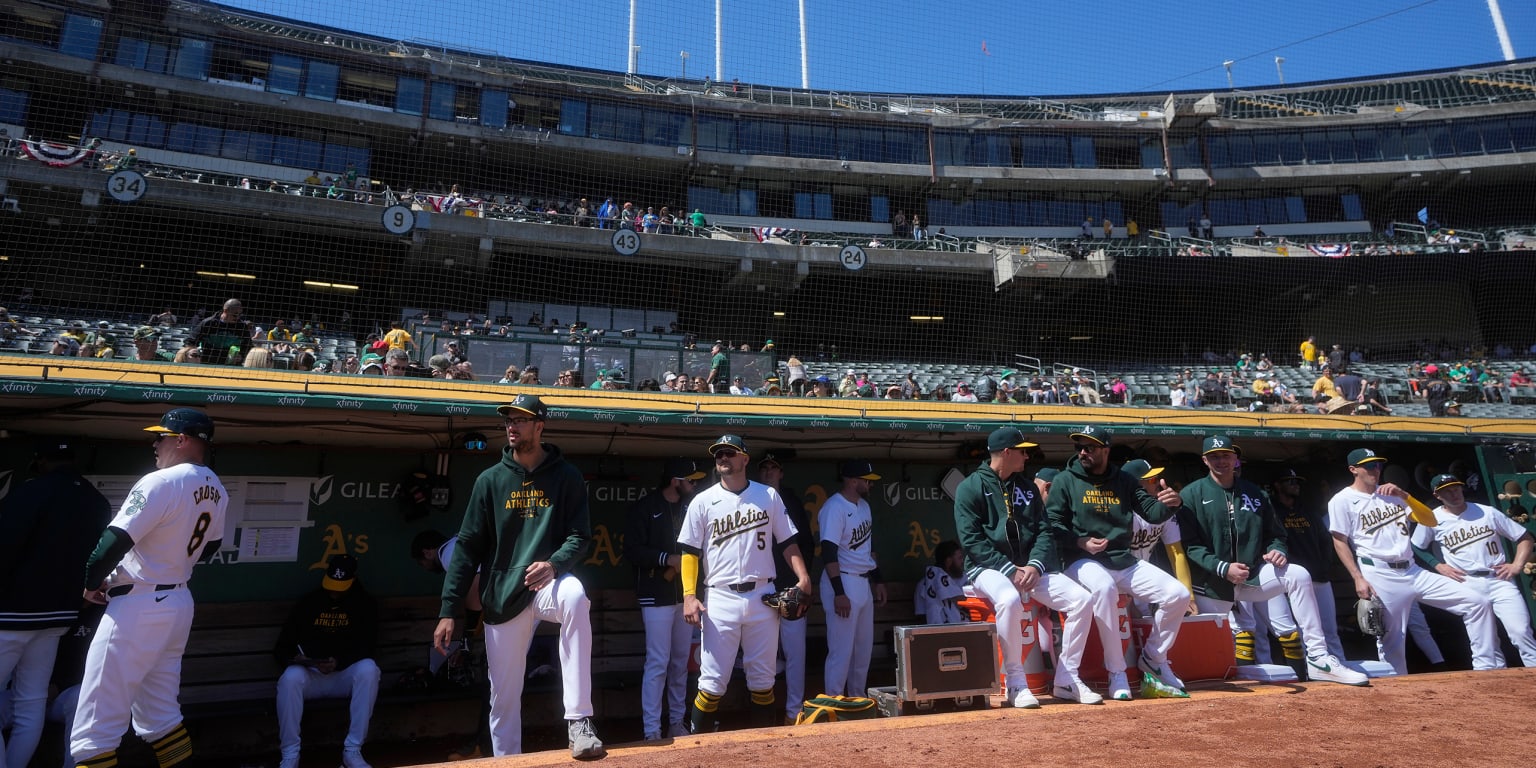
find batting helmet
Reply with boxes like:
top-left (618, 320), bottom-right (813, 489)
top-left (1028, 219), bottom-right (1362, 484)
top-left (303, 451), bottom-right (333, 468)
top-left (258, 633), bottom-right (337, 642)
top-left (763, 586), bottom-right (811, 620)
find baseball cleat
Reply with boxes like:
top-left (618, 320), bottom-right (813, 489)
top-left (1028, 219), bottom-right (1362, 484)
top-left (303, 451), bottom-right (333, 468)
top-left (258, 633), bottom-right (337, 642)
top-left (669, 720), bottom-right (691, 738)
top-left (1138, 671), bottom-right (1190, 699)
top-left (568, 716), bottom-right (606, 760)
top-left (1138, 653), bottom-right (1185, 691)
top-left (1107, 671), bottom-right (1133, 701)
top-left (1007, 686), bottom-right (1041, 709)
top-left (1306, 654), bottom-right (1369, 686)
top-left (340, 747), bottom-right (372, 768)
top-left (279, 755), bottom-right (300, 768)
top-left (1053, 679), bottom-right (1104, 705)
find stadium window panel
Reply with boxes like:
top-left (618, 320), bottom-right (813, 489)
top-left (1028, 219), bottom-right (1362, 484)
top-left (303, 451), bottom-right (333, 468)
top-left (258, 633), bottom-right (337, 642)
top-left (190, 123), bottom-right (222, 156)
top-left (1326, 130), bottom-right (1355, 163)
top-left (740, 120), bottom-right (787, 156)
top-left (832, 190), bottom-right (871, 222)
top-left (128, 112), bottom-right (166, 147)
top-left (1341, 194), bottom-right (1364, 221)
top-left (304, 61), bottom-right (339, 101)
top-left (737, 188), bottom-right (758, 216)
top-left (244, 131), bottom-right (273, 163)
top-left (1284, 196), bottom-right (1306, 223)
top-left (787, 123), bottom-right (835, 159)
top-left (1425, 125), bottom-right (1454, 158)
top-left (1249, 132), bottom-right (1279, 166)
top-left (1092, 135), bottom-right (1138, 169)
top-left (59, 13), bottom-right (103, 60)
top-left (1451, 122), bottom-right (1482, 156)
top-left (793, 191), bottom-right (831, 219)
top-left (480, 89), bottom-right (508, 129)
top-left (1353, 129), bottom-right (1382, 162)
top-left (755, 183), bottom-right (792, 218)
top-left (1478, 118), bottom-right (1512, 154)
top-left (428, 82), bottom-right (456, 121)
top-left (1227, 134), bottom-right (1255, 167)
top-left (1400, 125), bottom-right (1431, 160)
top-left (1070, 135), bottom-right (1096, 168)
top-left (931, 132), bottom-right (964, 165)
top-left (1302, 194), bottom-right (1343, 222)
top-left (1277, 133), bottom-right (1304, 165)
top-left (1509, 114), bottom-right (1536, 151)
top-left (395, 76), bottom-right (425, 115)
top-left (173, 38), bottom-right (210, 80)
top-left (696, 113), bottom-right (737, 152)
top-left (644, 108), bottom-right (686, 146)
top-left (1207, 135), bottom-right (1232, 168)
top-left (0, 87), bottom-right (29, 125)
top-left (884, 128), bottom-right (923, 164)
top-left (1376, 126), bottom-right (1405, 160)
top-left (1263, 197), bottom-right (1288, 224)
top-left (218, 129), bottom-right (248, 159)
top-left (113, 37), bottom-right (148, 69)
top-left (1170, 136), bottom-right (1200, 169)
top-left (869, 195), bottom-right (889, 223)
top-left (1301, 129), bottom-right (1328, 164)
top-left (166, 122), bottom-right (197, 152)
top-left (558, 99), bottom-right (587, 136)
top-left (1139, 136), bottom-right (1163, 169)
top-left (268, 54), bottom-right (303, 95)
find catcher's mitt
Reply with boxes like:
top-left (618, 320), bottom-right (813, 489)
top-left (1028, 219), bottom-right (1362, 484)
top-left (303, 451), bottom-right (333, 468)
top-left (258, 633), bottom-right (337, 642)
top-left (1356, 595), bottom-right (1387, 637)
top-left (763, 586), bottom-right (811, 620)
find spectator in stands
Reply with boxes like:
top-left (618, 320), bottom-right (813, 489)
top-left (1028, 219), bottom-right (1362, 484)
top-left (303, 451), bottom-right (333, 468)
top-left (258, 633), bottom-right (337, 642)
top-left (669, 373), bottom-right (689, 392)
top-left (974, 371), bottom-right (998, 403)
top-left (597, 198), bottom-right (616, 229)
top-left (445, 361), bottom-right (476, 381)
top-left (893, 211), bottom-right (908, 236)
top-left (951, 382), bottom-right (978, 403)
top-left (929, 384), bottom-right (949, 401)
top-left (1326, 344), bottom-right (1347, 373)
top-left (1311, 369), bottom-right (1340, 407)
top-left (1255, 354), bottom-right (1273, 372)
top-left (1250, 373), bottom-right (1275, 404)
top-left (640, 207), bottom-right (658, 233)
top-left (837, 371), bottom-right (857, 398)
top-left (1169, 380), bottom-right (1188, 407)
top-left (784, 355), bottom-right (807, 395)
top-left (1334, 367), bottom-right (1364, 402)
top-left (619, 201), bottom-right (636, 229)
top-left (1509, 368), bottom-right (1531, 386)
top-left (1102, 218), bottom-right (1113, 239)
top-left (130, 327), bottom-right (172, 362)
top-left (383, 321), bottom-right (415, 353)
top-left (274, 554), bottom-right (379, 768)
top-left (1199, 372), bottom-right (1229, 406)
top-left (268, 319), bottom-right (292, 346)
top-left (1082, 216), bottom-right (1094, 238)
top-left (172, 346), bottom-right (200, 363)
top-left (1199, 213), bottom-right (1213, 239)
top-left (148, 308), bottom-right (176, 326)
top-left (1361, 379), bottom-right (1392, 415)
top-left (443, 340), bottom-right (466, 365)
top-left (498, 365), bottom-right (521, 384)
top-left (1299, 336), bottom-right (1319, 371)
top-left (900, 372), bottom-right (920, 400)
top-left (384, 349), bottom-right (412, 376)
top-left (689, 209), bottom-right (707, 232)
top-left (1479, 369), bottom-right (1505, 403)
top-left (518, 370), bottom-right (541, 385)
top-left (1077, 374), bottom-right (1103, 405)
top-left (911, 214), bottom-right (926, 241)
top-left (188, 298), bottom-right (251, 365)
top-left (243, 347), bottom-right (274, 369)
top-left (1109, 377), bottom-right (1129, 404)
top-left (729, 376), bottom-right (755, 396)
top-left (704, 342), bottom-right (730, 393)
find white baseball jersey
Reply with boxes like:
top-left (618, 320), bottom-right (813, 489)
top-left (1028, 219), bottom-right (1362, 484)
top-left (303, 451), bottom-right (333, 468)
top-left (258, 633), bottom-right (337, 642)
top-left (914, 566), bottom-right (966, 624)
top-left (1412, 503), bottom-right (1527, 572)
top-left (1128, 514), bottom-right (1182, 562)
top-left (818, 493), bottom-right (876, 575)
top-left (681, 480), bottom-right (796, 587)
top-left (107, 462), bottom-right (228, 586)
top-left (1327, 487), bottom-right (1413, 562)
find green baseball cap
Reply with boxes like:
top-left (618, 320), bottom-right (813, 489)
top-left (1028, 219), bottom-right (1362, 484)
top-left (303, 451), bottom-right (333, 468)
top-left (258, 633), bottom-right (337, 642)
top-left (1123, 459), bottom-right (1164, 479)
top-left (1430, 473), bottom-right (1464, 492)
top-left (1347, 448), bottom-right (1387, 466)
top-left (709, 434), bottom-right (749, 456)
top-left (987, 427), bottom-right (1038, 452)
top-left (1202, 435), bottom-right (1237, 455)
top-left (1034, 467), bottom-right (1060, 483)
top-left (1069, 425), bottom-right (1110, 446)
top-left (497, 394), bottom-right (548, 420)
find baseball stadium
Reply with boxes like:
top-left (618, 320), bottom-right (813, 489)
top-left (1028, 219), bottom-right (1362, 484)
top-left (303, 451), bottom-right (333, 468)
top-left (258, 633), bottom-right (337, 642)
top-left (2, 0), bottom-right (1536, 765)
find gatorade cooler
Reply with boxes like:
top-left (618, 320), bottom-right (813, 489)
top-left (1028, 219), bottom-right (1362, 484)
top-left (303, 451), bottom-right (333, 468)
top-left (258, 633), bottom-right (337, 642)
top-left (1073, 595), bottom-right (1134, 686)
top-left (956, 595), bottom-right (1051, 695)
top-left (1129, 613), bottom-right (1237, 683)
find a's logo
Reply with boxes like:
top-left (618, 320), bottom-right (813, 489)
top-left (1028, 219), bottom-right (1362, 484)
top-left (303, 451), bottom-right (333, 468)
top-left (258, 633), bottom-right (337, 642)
top-left (331, 565), bottom-right (348, 580)
top-left (883, 482), bottom-right (902, 508)
top-left (310, 475), bottom-right (335, 506)
top-left (1210, 438), bottom-right (1226, 448)
top-left (0, 470), bottom-right (11, 502)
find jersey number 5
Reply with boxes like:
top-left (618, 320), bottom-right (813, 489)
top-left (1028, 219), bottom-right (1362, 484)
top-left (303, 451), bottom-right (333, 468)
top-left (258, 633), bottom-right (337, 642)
top-left (756, 531), bottom-right (767, 550)
top-left (186, 512), bottom-right (212, 557)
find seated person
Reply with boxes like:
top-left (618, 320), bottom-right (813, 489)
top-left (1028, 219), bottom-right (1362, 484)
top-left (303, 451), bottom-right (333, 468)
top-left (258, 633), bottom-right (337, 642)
top-left (914, 541), bottom-right (967, 624)
top-left (274, 555), bottom-right (379, 768)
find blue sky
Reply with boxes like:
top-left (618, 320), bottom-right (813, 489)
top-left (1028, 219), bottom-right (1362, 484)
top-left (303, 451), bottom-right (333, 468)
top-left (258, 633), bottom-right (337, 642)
top-left (230, 0), bottom-right (1536, 96)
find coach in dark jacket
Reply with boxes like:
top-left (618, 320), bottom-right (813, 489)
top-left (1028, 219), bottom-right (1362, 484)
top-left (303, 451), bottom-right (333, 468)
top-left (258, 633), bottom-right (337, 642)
top-left (623, 458), bottom-right (707, 740)
top-left (0, 440), bottom-right (111, 768)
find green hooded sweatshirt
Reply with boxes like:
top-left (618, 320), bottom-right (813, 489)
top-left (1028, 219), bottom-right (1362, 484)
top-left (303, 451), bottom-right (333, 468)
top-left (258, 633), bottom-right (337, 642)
top-left (1047, 455), bottom-right (1174, 570)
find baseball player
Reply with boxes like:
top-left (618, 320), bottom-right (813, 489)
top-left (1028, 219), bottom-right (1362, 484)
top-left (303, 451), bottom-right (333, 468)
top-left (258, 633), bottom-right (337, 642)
top-left (433, 394), bottom-right (604, 759)
top-left (1178, 437), bottom-right (1367, 686)
top-left (0, 440), bottom-right (110, 768)
top-left (1122, 459), bottom-right (1196, 615)
top-left (71, 408), bottom-right (228, 768)
top-left (914, 541), bottom-right (967, 625)
top-left (1047, 425), bottom-right (1189, 699)
top-left (1412, 474), bottom-right (1536, 666)
top-left (1261, 468), bottom-right (1347, 662)
top-left (410, 529), bottom-right (489, 761)
top-left (757, 452), bottom-right (814, 724)
top-left (622, 458), bottom-right (707, 741)
top-left (1328, 448), bottom-right (1500, 674)
top-left (680, 435), bottom-right (810, 732)
top-left (819, 460), bottom-right (886, 699)
top-left (954, 427), bottom-right (1101, 707)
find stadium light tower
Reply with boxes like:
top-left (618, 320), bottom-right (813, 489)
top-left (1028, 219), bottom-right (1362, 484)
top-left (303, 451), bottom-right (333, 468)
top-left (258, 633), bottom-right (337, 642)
top-left (1223, 60), bottom-right (1234, 90)
top-left (1488, 0), bottom-right (1516, 61)
top-left (627, 0), bottom-right (637, 74)
top-left (715, 0), bottom-right (723, 82)
top-left (1275, 56), bottom-right (1285, 85)
top-left (681, 50), bottom-right (689, 80)
top-left (799, 0), bottom-right (809, 89)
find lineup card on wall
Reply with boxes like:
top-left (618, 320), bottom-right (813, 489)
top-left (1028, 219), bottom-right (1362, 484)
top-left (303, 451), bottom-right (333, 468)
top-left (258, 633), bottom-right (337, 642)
top-left (87, 476), bottom-right (316, 563)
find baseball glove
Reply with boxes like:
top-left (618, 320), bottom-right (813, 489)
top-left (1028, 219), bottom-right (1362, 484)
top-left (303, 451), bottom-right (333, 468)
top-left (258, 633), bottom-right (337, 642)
top-left (763, 586), bottom-right (811, 620)
top-left (1356, 595), bottom-right (1387, 637)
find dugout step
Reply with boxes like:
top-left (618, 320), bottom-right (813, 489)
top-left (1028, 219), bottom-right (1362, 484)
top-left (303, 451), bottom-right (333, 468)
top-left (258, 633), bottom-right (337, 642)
top-left (866, 685), bottom-right (989, 717)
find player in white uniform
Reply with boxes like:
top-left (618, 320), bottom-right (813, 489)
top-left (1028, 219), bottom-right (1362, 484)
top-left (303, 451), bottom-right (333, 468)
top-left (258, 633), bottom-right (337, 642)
top-left (680, 435), bottom-right (810, 732)
top-left (1412, 474), bottom-right (1536, 667)
top-left (1328, 448), bottom-right (1499, 674)
top-left (818, 460), bottom-right (886, 698)
top-left (1123, 460), bottom-right (1196, 615)
top-left (71, 408), bottom-right (228, 768)
top-left (914, 541), bottom-right (967, 624)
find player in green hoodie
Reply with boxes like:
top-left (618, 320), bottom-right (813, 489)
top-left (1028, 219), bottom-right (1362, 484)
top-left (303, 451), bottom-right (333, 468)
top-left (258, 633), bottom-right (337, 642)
top-left (1047, 425), bottom-right (1190, 699)
top-left (434, 394), bottom-right (605, 760)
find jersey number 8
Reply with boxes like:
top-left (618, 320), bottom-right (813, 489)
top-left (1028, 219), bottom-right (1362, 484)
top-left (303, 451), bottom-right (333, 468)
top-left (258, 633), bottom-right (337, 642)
top-left (186, 512), bottom-right (212, 557)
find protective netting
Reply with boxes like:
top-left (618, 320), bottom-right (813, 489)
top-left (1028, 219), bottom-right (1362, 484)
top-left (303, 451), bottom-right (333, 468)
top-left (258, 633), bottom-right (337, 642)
top-left (2, 0), bottom-right (1535, 411)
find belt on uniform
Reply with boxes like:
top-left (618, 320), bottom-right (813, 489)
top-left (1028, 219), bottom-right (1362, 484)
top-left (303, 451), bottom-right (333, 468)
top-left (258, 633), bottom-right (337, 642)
top-left (106, 582), bottom-right (184, 598)
top-left (846, 571), bottom-right (871, 578)
top-left (1358, 557), bottom-right (1409, 571)
top-left (1464, 569), bottom-right (1497, 577)
top-left (714, 580), bottom-right (764, 593)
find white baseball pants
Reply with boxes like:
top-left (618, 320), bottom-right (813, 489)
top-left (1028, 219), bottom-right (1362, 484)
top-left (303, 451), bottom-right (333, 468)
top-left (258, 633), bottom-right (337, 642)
top-left (638, 605), bottom-right (691, 737)
top-left (276, 658), bottom-right (380, 757)
top-left (482, 575), bottom-right (593, 756)
top-left (1069, 559), bottom-right (1189, 669)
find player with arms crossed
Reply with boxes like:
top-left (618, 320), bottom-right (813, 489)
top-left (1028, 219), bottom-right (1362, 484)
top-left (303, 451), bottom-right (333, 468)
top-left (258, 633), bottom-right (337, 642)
top-left (1328, 449), bottom-right (1499, 674)
top-left (1411, 474), bottom-right (1536, 667)
top-left (71, 408), bottom-right (227, 768)
top-left (954, 427), bottom-right (1101, 707)
top-left (680, 435), bottom-right (811, 732)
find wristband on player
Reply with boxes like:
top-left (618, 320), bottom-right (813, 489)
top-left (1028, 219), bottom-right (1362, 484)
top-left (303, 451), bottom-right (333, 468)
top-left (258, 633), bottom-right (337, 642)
top-left (829, 574), bottom-right (846, 597)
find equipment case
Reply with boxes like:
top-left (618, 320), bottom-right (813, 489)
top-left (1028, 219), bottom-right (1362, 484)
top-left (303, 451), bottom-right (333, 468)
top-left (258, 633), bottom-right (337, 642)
top-left (893, 623), bottom-right (999, 703)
